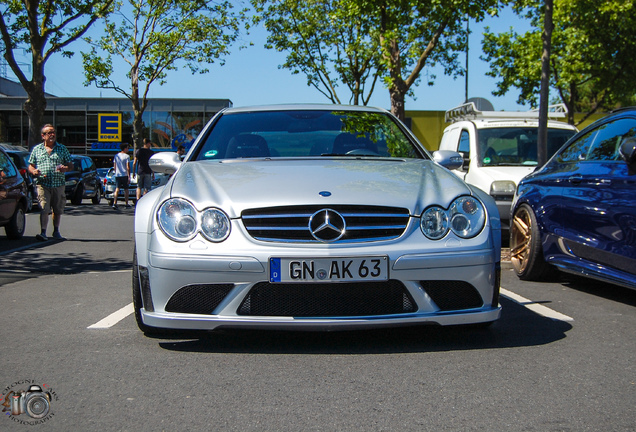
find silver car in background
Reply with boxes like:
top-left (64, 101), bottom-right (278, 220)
top-left (133, 105), bottom-right (502, 335)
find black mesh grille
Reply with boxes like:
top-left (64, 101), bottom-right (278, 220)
top-left (241, 205), bottom-right (410, 243)
top-left (165, 284), bottom-right (234, 314)
top-left (420, 281), bottom-right (483, 311)
top-left (237, 280), bottom-right (416, 317)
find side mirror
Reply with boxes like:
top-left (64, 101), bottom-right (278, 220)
top-left (619, 137), bottom-right (636, 165)
top-left (432, 150), bottom-right (463, 170)
top-left (149, 152), bottom-right (181, 175)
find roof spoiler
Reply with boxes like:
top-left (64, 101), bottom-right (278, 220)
top-left (445, 102), bottom-right (568, 123)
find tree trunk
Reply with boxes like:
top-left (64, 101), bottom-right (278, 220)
top-left (22, 77), bottom-right (47, 149)
top-left (389, 86), bottom-right (406, 122)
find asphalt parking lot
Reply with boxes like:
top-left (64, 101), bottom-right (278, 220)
top-left (0, 203), bottom-right (634, 431)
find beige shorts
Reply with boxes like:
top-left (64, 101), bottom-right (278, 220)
top-left (36, 185), bottom-right (66, 215)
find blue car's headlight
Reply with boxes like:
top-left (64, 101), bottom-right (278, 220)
top-left (421, 196), bottom-right (486, 239)
top-left (157, 198), bottom-right (230, 242)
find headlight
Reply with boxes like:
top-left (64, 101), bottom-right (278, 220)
top-left (490, 180), bottom-right (516, 196)
top-left (448, 196), bottom-right (486, 238)
top-left (421, 206), bottom-right (448, 240)
top-left (200, 208), bottom-right (231, 242)
top-left (157, 198), bottom-right (230, 242)
top-left (420, 196), bottom-right (486, 240)
top-left (158, 198), bottom-right (198, 242)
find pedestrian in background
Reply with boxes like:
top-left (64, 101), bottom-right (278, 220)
top-left (177, 145), bottom-right (186, 158)
top-left (133, 138), bottom-right (155, 202)
top-left (28, 124), bottom-right (73, 241)
top-left (112, 143), bottom-right (131, 210)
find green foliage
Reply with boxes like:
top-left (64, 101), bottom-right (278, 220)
top-left (253, 0), bottom-right (383, 105)
top-left (82, 0), bottom-right (248, 147)
top-left (255, 0), bottom-right (503, 119)
top-left (0, 0), bottom-right (114, 145)
top-left (83, 0), bottom-right (246, 98)
top-left (481, 0), bottom-right (636, 124)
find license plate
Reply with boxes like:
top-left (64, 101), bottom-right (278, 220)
top-left (269, 257), bottom-right (388, 283)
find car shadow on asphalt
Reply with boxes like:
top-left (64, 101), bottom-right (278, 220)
top-left (155, 297), bottom-right (573, 354)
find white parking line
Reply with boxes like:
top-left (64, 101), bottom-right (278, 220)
top-left (88, 303), bottom-right (134, 329)
top-left (500, 288), bottom-right (574, 322)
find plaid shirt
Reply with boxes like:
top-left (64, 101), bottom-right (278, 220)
top-left (29, 142), bottom-right (73, 188)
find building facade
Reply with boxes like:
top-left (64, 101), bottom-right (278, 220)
top-left (0, 81), bottom-right (231, 167)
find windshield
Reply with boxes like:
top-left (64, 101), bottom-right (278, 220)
top-left (192, 110), bottom-right (425, 161)
top-left (477, 127), bottom-right (575, 166)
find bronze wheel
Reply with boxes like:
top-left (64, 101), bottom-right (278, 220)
top-left (510, 204), bottom-right (554, 281)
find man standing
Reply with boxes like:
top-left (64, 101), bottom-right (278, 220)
top-left (112, 143), bottom-right (131, 209)
top-left (133, 138), bottom-right (154, 201)
top-left (28, 124), bottom-right (73, 241)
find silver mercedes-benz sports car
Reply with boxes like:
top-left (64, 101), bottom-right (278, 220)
top-left (133, 105), bottom-right (502, 335)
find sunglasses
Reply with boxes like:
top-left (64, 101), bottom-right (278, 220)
top-left (42, 131), bottom-right (56, 136)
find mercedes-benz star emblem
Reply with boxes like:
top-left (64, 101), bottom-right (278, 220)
top-left (309, 209), bottom-right (346, 242)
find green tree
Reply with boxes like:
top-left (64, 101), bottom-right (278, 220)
top-left (0, 0), bottom-right (113, 147)
top-left (253, 0), bottom-right (383, 105)
top-left (256, 0), bottom-right (503, 120)
top-left (372, 0), bottom-right (502, 120)
top-left (482, 0), bottom-right (636, 125)
top-left (82, 0), bottom-right (247, 151)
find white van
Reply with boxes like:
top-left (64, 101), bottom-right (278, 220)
top-left (438, 102), bottom-right (578, 230)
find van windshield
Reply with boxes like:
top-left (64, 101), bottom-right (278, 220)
top-left (477, 127), bottom-right (576, 166)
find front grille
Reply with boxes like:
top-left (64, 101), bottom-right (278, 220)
top-left (241, 205), bottom-right (410, 243)
top-left (420, 281), bottom-right (483, 311)
top-left (237, 280), bottom-right (417, 317)
top-left (165, 284), bottom-right (234, 314)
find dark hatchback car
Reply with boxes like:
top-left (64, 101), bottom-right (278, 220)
top-left (0, 147), bottom-right (28, 238)
top-left (0, 144), bottom-right (37, 212)
top-left (65, 155), bottom-right (102, 205)
top-left (510, 107), bottom-right (636, 290)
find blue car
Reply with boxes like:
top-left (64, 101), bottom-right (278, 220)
top-left (510, 107), bottom-right (636, 290)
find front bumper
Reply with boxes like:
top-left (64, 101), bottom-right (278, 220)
top-left (137, 246), bottom-right (501, 331)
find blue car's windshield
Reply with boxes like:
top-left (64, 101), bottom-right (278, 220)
top-left (192, 110), bottom-right (425, 161)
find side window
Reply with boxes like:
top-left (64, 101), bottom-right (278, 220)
top-left (0, 152), bottom-right (18, 177)
top-left (586, 118), bottom-right (636, 161)
top-left (458, 130), bottom-right (470, 154)
top-left (558, 129), bottom-right (598, 163)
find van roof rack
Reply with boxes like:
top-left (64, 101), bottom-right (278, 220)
top-left (445, 102), bottom-right (568, 123)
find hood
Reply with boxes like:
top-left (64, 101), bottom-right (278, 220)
top-left (168, 158), bottom-right (472, 218)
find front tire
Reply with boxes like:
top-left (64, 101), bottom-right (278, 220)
top-left (92, 186), bottom-right (102, 204)
top-left (510, 203), bottom-right (555, 281)
top-left (5, 204), bottom-right (26, 239)
top-left (25, 188), bottom-right (33, 212)
top-left (71, 185), bottom-right (83, 205)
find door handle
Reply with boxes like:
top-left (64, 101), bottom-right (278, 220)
top-left (568, 174), bottom-right (582, 184)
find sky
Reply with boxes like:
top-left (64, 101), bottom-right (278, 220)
top-left (11, 6), bottom-right (533, 113)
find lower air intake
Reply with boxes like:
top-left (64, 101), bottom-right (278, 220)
top-left (165, 284), bottom-right (234, 314)
top-left (238, 280), bottom-right (417, 317)
top-left (420, 281), bottom-right (483, 311)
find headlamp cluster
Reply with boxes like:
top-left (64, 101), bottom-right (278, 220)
top-left (420, 196), bottom-right (486, 240)
top-left (158, 198), bottom-right (230, 242)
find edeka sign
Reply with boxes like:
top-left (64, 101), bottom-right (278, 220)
top-left (98, 113), bottom-right (122, 141)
